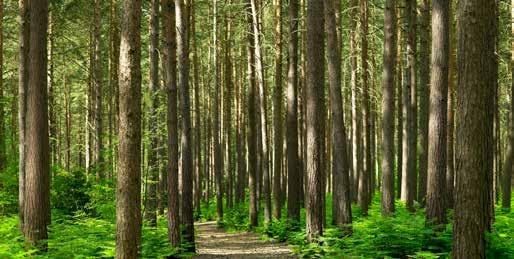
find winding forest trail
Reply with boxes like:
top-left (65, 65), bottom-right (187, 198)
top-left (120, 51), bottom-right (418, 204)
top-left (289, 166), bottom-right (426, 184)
top-left (193, 221), bottom-right (297, 258)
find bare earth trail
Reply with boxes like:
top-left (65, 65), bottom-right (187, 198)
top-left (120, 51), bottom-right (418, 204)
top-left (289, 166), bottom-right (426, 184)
top-left (193, 221), bottom-right (297, 258)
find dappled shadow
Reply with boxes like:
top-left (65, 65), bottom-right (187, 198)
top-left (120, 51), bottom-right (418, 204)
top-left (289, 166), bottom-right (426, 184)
top-left (194, 221), bottom-right (296, 258)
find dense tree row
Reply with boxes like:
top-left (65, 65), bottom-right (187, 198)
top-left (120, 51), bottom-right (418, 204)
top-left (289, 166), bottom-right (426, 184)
top-left (0, 0), bottom-right (511, 257)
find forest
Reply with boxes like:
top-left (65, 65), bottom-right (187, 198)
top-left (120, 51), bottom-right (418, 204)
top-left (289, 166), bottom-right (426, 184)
top-left (0, 0), bottom-right (513, 258)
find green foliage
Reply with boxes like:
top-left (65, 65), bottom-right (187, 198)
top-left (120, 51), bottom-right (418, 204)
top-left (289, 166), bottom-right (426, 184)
top-left (0, 162), bottom-right (19, 215)
top-left (51, 167), bottom-right (91, 215)
top-left (85, 181), bottom-right (116, 220)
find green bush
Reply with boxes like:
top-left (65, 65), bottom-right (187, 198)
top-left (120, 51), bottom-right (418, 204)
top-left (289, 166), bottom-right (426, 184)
top-left (51, 167), bottom-right (91, 214)
top-left (0, 162), bottom-right (19, 215)
top-left (85, 181), bottom-right (116, 220)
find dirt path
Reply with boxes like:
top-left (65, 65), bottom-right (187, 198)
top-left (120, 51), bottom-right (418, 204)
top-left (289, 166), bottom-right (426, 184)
top-left (193, 221), bottom-right (297, 258)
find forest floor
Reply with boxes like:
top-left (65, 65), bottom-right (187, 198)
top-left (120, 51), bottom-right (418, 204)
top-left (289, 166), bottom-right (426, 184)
top-left (193, 221), bottom-right (297, 258)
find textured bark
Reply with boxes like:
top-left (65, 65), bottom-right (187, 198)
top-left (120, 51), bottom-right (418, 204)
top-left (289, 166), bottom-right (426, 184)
top-left (223, 14), bottom-right (233, 210)
top-left (18, 0), bottom-right (29, 232)
top-left (250, 0), bottom-right (271, 224)
top-left (358, 0), bottom-right (370, 216)
top-left (272, 0), bottom-right (283, 220)
top-left (163, 0), bottom-right (180, 247)
top-left (426, 0), bottom-right (449, 226)
top-left (305, 0), bottom-right (325, 242)
top-left (191, 0), bottom-right (202, 215)
top-left (502, 0), bottom-right (514, 210)
top-left (325, 0), bottom-right (352, 227)
top-left (447, 6), bottom-right (456, 209)
top-left (0, 0), bottom-right (4, 171)
top-left (417, 0), bottom-right (430, 205)
top-left (144, 0), bottom-right (159, 227)
top-left (396, 10), bottom-right (403, 200)
top-left (235, 46), bottom-right (246, 204)
top-left (109, 0), bottom-right (120, 175)
top-left (453, 0), bottom-right (495, 256)
top-left (116, 0), bottom-right (142, 257)
top-left (176, 0), bottom-right (195, 251)
top-left (245, 0), bottom-right (258, 227)
top-left (24, 0), bottom-right (50, 249)
top-left (212, 0), bottom-right (223, 223)
top-left (381, 0), bottom-right (397, 216)
top-left (349, 0), bottom-right (360, 202)
top-left (401, 0), bottom-right (416, 211)
top-left (286, 0), bottom-right (301, 222)
top-left (93, 0), bottom-right (103, 179)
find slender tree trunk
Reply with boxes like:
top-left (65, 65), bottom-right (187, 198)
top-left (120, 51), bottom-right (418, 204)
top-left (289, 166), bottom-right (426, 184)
top-left (223, 13), bottom-right (234, 210)
top-left (305, 0), bottom-right (325, 242)
top-left (246, 0), bottom-right (258, 227)
top-left (190, 0), bottom-right (202, 216)
top-left (18, 0), bottom-right (29, 232)
top-left (381, 0), bottom-right (397, 216)
top-left (358, 0), bottom-right (370, 215)
top-left (0, 0), bottom-right (4, 171)
top-left (325, 0), bottom-right (352, 227)
top-left (396, 8), bottom-right (403, 200)
top-left (47, 12), bottom-right (55, 167)
top-left (447, 5), bottom-right (456, 209)
top-left (272, 0), bottom-right (283, 220)
top-left (502, 0), bottom-right (514, 210)
top-left (93, 0), bottom-right (103, 179)
top-left (116, 0), bottom-right (142, 257)
top-left (426, 0), bottom-right (449, 226)
top-left (144, 0), bottom-right (159, 227)
top-left (453, 0), bottom-right (495, 256)
top-left (212, 0), bottom-right (223, 223)
top-left (163, 0), bottom-right (180, 247)
top-left (24, 0), bottom-right (50, 248)
top-left (110, 0), bottom-right (120, 175)
top-left (349, 0), bottom-right (360, 202)
top-left (176, 0), bottom-right (194, 250)
top-left (418, 0), bottom-right (430, 205)
top-left (286, 0), bottom-right (301, 222)
top-left (249, 0), bottom-right (271, 224)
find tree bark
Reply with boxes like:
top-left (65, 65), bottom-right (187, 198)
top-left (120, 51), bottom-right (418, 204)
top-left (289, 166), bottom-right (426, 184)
top-left (24, 0), bottom-right (50, 248)
top-left (144, 0), bottom-right (159, 227)
top-left (272, 0), bottom-right (283, 220)
top-left (163, 0), bottom-right (180, 248)
top-left (447, 5), bottom-right (456, 209)
top-left (350, 0), bottom-right (360, 203)
top-left (418, 0), bottom-right (430, 205)
top-left (381, 0), bottom-right (397, 216)
top-left (305, 0), bottom-right (325, 242)
top-left (18, 0), bottom-right (29, 233)
top-left (93, 0), bottom-right (103, 179)
top-left (116, 0), bottom-right (142, 257)
top-left (286, 0), bottom-right (301, 222)
top-left (426, 0), bottom-right (449, 226)
top-left (325, 0), bottom-right (352, 227)
top-left (453, 0), bottom-right (495, 256)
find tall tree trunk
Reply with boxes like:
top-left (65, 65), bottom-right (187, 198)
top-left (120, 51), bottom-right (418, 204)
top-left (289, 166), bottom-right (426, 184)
top-left (176, 0), bottom-right (195, 251)
top-left (396, 7), bottom-right (403, 200)
top-left (453, 0), bottom-right (495, 256)
top-left (250, 0), bottom-right (271, 224)
top-left (116, 0), bottom-right (142, 257)
top-left (305, 0), bottom-right (325, 242)
top-left (272, 0), bottom-right (283, 220)
top-left (0, 0), bottom-right (4, 172)
top-left (401, 0), bottom-right (416, 211)
top-left (93, 0), bottom-right (103, 179)
top-left (47, 11), bottom-right (56, 167)
top-left (381, 0), bottom-right (397, 216)
top-left (18, 0), bottom-right (29, 230)
top-left (325, 0), bottom-right (352, 227)
top-left (163, 0), bottom-right (180, 247)
top-left (109, 0), bottom-right (120, 175)
top-left (286, 0), bottom-right (301, 222)
top-left (223, 13), bottom-right (233, 210)
top-left (23, 0), bottom-right (50, 248)
top-left (144, 0), bottom-right (159, 227)
top-left (246, 0), bottom-right (258, 227)
top-left (358, 0), bottom-right (370, 215)
top-left (350, 0), bottom-right (360, 202)
top-left (417, 0), bottom-right (430, 205)
top-left (190, 0), bottom-right (202, 216)
top-left (447, 5), bottom-right (456, 209)
top-left (426, 0), bottom-right (449, 226)
top-left (212, 0), bottom-right (223, 223)
top-left (502, 0), bottom-right (514, 210)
